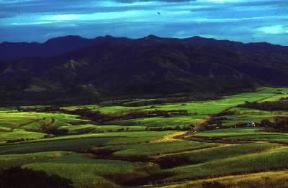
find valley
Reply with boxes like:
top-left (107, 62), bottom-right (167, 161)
top-left (0, 87), bottom-right (288, 187)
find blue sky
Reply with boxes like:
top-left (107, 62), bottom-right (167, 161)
top-left (0, 0), bottom-right (287, 45)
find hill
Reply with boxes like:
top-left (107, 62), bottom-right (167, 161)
top-left (0, 35), bottom-right (288, 104)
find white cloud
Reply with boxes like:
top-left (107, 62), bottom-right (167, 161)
top-left (0, 0), bottom-right (288, 44)
top-left (258, 25), bottom-right (288, 34)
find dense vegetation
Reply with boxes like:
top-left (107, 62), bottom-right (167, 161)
top-left (260, 117), bottom-right (288, 132)
top-left (241, 97), bottom-right (288, 111)
top-left (1, 36), bottom-right (288, 103)
top-left (0, 167), bottom-right (72, 188)
top-left (0, 88), bottom-right (287, 187)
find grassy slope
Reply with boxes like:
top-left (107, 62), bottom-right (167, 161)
top-left (24, 153), bottom-right (156, 188)
top-left (164, 146), bottom-right (288, 181)
top-left (160, 170), bottom-right (288, 188)
top-left (0, 87), bottom-right (287, 187)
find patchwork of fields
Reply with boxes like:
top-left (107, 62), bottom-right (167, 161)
top-left (0, 87), bottom-right (288, 188)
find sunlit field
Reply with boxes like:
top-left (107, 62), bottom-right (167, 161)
top-left (0, 87), bottom-right (288, 187)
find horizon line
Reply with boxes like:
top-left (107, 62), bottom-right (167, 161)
top-left (0, 34), bottom-right (287, 47)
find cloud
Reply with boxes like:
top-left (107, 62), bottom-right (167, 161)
top-left (257, 25), bottom-right (288, 35)
top-left (0, 0), bottom-right (287, 45)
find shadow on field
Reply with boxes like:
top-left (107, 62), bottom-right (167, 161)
top-left (115, 171), bottom-right (176, 186)
top-left (0, 167), bottom-right (73, 188)
top-left (88, 147), bottom-right (204, 186)
top-left (153, 156), bottom-right (197, 169)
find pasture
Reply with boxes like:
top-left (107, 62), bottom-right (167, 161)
top-left (0, 87), bottom-right (287, 187)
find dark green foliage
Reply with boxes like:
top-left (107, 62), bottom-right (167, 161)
top-left (1, 36), bottom-right (288, 104)
top-left (66, 108), bottom-right (189, 123)
top-left (241, 98), bottom-right (288, 111)
top-left (202, 182), bottom-right (227, 188)
top-left (5, 138), bottom-right (35, 144)
top-left (261, 117), bottom-right (288, 132)
top-left (0, 167), bottom-right (73, 188)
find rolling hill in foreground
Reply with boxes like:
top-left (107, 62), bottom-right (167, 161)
top-left (0, 35), bottom-right (288, 103)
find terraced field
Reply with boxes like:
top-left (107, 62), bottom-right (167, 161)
top-left (0, 87), bottom-right (288, 187)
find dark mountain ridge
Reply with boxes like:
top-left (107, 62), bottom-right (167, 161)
top-left (1, 35), bottom-right (287, 61)
top-left (0, 35), bottom-right (129, 61)
top-left (0, 35), bottom-right (287, 104)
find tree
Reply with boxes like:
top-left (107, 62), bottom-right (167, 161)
top-left (0, 167), bottom-right (72, 188)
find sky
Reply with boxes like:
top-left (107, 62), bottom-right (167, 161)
top-left (0, 0), bottom-right (287, 45)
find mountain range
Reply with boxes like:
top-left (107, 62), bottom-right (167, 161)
top-left (0, 35), bottom-right (288, 104)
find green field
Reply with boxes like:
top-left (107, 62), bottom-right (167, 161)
top-left (0, 87), bottom-right (288, 187)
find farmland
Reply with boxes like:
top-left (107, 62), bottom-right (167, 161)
top-left (0, 87), bottom-right (288, 187)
